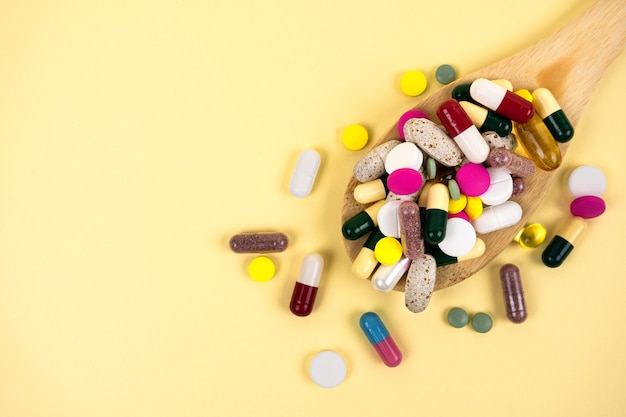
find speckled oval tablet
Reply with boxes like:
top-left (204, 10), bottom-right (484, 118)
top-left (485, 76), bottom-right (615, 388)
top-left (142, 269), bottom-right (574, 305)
top-left (387, 168), bottom-right (423, 195)
top-left (403, 118), bottom-right (463, 167)
top-left (570, 195), bottom-right (606, 219)
top-left (404, 253), bottom-right (436, 313)
top-left (353, 140), bottom-right (402, 183)
top-left (397, 109), bottom-right (429, 139)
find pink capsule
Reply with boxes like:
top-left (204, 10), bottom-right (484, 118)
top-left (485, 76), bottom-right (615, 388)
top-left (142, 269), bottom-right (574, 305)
top-left (289, 253), bottom-right (324, 317)
top-left (437, 99), bottom-right (490, 164)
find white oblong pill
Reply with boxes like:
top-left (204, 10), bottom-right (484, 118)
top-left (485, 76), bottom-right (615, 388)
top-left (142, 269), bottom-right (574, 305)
top-left (309, 350), bottom-right (347, 389)
top-left (377, 200), bottom-right (402, 238)
top-left (384, 141), bottom-right (424, 174)
top-left (371, 256), bottom-right (411, 293)
top-left (472, 201), bottom-right (522, 234)
top-left (479, 167), bottom-right (513, 206)
top-left (568, 165), bottom-right (606, 197)
top-left (438, 217), bottom-right (477, 257)
top-left (289, 149), bottom-right (321, 198)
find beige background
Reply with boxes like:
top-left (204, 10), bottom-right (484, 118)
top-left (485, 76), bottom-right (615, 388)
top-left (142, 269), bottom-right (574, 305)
top-left (1, 0), bottom-right (625, 416)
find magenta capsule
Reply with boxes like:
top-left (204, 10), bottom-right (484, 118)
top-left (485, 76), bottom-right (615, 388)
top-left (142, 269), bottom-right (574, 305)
top-left (500, 263), bottom-right (527, 323)
top-left (359, 312), bottom-right (402, 367)
top-left (289, 253), bottom-right (324, 317)
top-left (436, 99), bottom-right (490, 164)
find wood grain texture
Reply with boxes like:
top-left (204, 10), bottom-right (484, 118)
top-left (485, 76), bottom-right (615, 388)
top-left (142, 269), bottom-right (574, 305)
top-left (341, 0), bottom-right (626, 292)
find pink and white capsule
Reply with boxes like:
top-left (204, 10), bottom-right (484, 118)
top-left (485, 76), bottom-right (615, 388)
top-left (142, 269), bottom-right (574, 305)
top-left (436, 99), bottom-right (490, 164)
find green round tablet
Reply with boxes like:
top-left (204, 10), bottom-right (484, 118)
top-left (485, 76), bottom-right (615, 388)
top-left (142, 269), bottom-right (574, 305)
top-left (471, 312), bottom-right (493, 333)
top-left (447, 307), bottom-right (469, 328)
top-left (435, 64), bottom-right (457, 85)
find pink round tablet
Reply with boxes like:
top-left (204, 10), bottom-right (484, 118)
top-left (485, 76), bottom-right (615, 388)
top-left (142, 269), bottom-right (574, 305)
top-left (455, 163), bottom-right (490, 197)
top-left (387, 168), bottom-right (423, 195)
top-left (448, 211), bottom-right (471, 222)
top-left (570, 195), bottom-right (606, 219)
top-left (397, 109), bottom-right (429, 139)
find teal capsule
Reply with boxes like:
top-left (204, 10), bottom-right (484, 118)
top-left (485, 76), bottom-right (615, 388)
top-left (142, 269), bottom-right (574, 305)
top-left (541, 217), bottom-right (585, 268)
top-left (342, 200), bottom-right (385, 240)
top-left (423, 183), bottom-right (448, 245)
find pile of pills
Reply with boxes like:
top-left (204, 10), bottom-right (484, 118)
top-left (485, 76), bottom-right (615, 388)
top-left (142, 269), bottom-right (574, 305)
top-left (343, 77), bottom-right (575, 314)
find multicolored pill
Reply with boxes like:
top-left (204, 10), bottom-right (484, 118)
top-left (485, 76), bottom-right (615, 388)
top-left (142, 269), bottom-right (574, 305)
top-left (500, 263), bottom-right (527, 323)
top-left (459, 100), bottom-right (513, 137)
top-left (542, 217), bottom-right (586, 268)
top-left (351, 227), bottom-right (385, 280)
top-left (424, 183), bottom-right (449, 245)
top-left (289, 253), bottom-right (324, 317)
top-left (342, 200), bottom-right (385, 240)
top-left (469, 78), bottom-right (534, 124)
top-left (359, 312), bottom-right (402, 367)
top-left (532, 88), bottom-right (574, 143)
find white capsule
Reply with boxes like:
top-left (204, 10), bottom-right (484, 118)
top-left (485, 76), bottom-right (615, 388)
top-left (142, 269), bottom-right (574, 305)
top-left (472, 201), bottom-right (522, 234)
top-left (371, 256), bottom-right (412, 293)
top-left (479, 167), bottom-right (513, 206)
top-left (289, 149), bottom-right (321, 198)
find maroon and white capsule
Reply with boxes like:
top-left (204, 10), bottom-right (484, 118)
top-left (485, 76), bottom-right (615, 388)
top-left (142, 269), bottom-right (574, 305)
top-left (289, 253), bottom-right (324, 317)
top-left (500, 263), bottom-right (527, 323)
top-left (436, 99), bottom-right (490, 164)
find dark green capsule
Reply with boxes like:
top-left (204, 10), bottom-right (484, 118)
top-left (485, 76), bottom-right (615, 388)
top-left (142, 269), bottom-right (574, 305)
top-left (541, 235), bottom-right (574, 268)
top-left (451, 83), bottom-right (474, 103)
top-left (363, 227), bottom-right (385, 251)
top-left (424, 209), bottom-right (447, 245)
top-left (543, 109), bottom-right (574, 143)
top-left (480, 110), bottom-right (513, 137)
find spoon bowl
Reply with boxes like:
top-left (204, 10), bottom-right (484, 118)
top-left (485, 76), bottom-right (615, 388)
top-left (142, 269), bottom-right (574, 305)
top-left (341, 0), bottom-right (626, 292)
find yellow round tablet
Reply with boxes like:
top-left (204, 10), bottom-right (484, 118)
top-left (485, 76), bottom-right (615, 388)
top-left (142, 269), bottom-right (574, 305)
top-left (248, 256), bottom-right (276, 282)
top-left (515, 89), bottom-right (533, 102)
top-left (374, 237), bottom-right (403, 266)
top-left (448, 194), bottom-right (468, 214)
top-left (464, 196), bottom-right (483, 220)
top-left (400, 70), bottom-right (427, 97)
top-left (342, 124), bottom-right (369, 151)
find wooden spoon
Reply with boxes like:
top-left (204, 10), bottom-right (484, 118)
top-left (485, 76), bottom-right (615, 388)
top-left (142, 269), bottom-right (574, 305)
top-left (341, 0), bottom-right (626, 292)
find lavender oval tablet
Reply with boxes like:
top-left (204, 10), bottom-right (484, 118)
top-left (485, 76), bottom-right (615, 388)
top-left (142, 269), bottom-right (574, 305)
top-left (387, 168), bottom-right (423, 195)
top-left (398, 200), bottom-right (424, 260)
top-left (500, 263), bottom-right (527, 323)
top-left (570, 195), bottom-right (606, 219)
top-left (229, 232), bottom-right (289, 253)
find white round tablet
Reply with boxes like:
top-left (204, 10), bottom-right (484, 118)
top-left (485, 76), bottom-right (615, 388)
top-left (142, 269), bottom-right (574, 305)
top-left (309, 350), bottom-right (347, 389)
top-left (377, 200), bottom-right (402, 238)
top-left (568, 165), bottom-right (606, 197)
top-left (479, 167), bottom-right (513, 206)
top-left (384, 141), bottom-right (424, 174)
top-left (438, 217), bottom-right (477, 257)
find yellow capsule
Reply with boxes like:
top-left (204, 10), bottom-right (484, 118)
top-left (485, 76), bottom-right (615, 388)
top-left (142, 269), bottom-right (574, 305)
top-left (513, 115), bottom-right (562, 171)
top-left (514, 89), bottom-right (533, 102)
top-left (514, 223), bottom-right (547, 249)
top-left (464, 196), bottom-right (483, 220)
top-left (354, 175), bottom-right (388, 204)
top-left (448, 194), bottom-right (468, 214)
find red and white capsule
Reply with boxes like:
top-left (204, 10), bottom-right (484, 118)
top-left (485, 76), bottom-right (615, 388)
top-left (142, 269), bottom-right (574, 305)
top-left (289, 253), bottom-right (324, 317)
top-left (469, 78), bottom-right (534, 124)
top-left (436, 99), bottom-right (490, 164)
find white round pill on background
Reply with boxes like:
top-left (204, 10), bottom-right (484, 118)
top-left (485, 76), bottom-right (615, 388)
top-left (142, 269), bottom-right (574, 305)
top-left (377, 200), bottom-right (402, 238)
top-left (479, 167), bottom-right (513, 206)
top-left (384, 141), bottom-right (424, 174)
top-left (568, 165), bottom-right (606, 197)
top-left (438, 217), bottom-right (477, 257)
top-left (309, 350), bottom-right (347, 388)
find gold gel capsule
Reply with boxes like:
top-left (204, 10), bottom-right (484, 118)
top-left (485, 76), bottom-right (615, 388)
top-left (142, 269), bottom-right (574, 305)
top-left (513, 223), bottom-right (547, 249)
top-left (513, 115), bottom-right (562, 171)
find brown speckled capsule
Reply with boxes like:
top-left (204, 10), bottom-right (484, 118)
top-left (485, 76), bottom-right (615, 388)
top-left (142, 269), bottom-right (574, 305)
top-left (398, 201), bottom-right (424, 260)
top-left (229, 232), bottom-right (288, 253)
top-left (500, 263), bottom-right (527, 323)
top-left (488, 148), bottom-right (536, 178)
top-left (511, 177), bottom-right (526, 196)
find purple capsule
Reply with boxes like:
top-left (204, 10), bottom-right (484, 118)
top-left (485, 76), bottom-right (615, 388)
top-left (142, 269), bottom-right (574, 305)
top-left (500, 263), bottom-right (527, 323)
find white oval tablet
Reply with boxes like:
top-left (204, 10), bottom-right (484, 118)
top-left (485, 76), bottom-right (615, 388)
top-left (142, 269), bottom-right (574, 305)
top-left (310, 350), bottom-right (347, 388)
top-left (438, 217), bottom-right (477, 257)
top-left (472, 201), bottom-right (522, 234)
top-left (479, 167), bottom-right (513, 206)
top-left (377, 200), bottom-right (402, 238)
top-left (568, 165), bottom-right (606, 197)
top-left (371, 256), bottom-right (412, 293)
top-left (384, 141), bottom-right (424, 174)
top-left (289, 149), bottom-right (321, 198)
